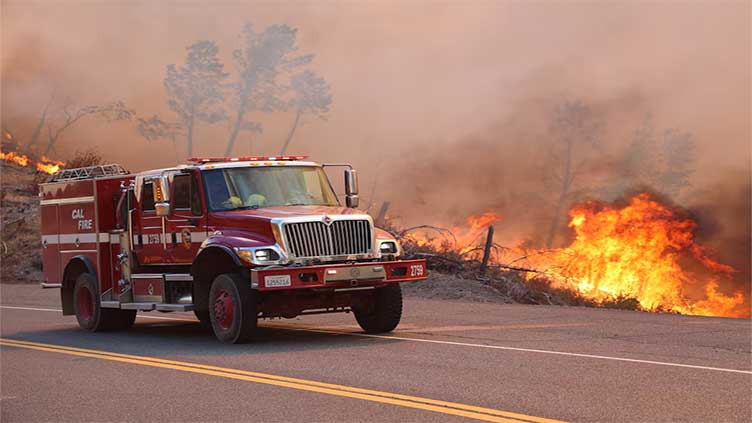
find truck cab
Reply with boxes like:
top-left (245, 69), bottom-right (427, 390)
top-left (41, 156), bottom-right (427, 343)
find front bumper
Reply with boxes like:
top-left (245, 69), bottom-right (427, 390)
top-left (250, 259), bottom-right (427, 291)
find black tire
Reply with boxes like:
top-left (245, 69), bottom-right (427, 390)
top-left (194, 309), bottom-right (212, 330)
top-left (109, 309), bottom-right (137, 330)
top-left (73, 273), bottom-right (135, 331)
top-left (354, 284), bottom-right (403, 333)
top-left (209, 273), bottom-right (258, 343)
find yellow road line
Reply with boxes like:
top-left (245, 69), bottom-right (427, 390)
top-left (0, 338), bottom-right (564, 423)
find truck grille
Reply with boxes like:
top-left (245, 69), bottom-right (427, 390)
top-left (283, 219), bottom-right (373, 258)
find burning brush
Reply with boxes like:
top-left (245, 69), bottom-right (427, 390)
top-left (1, 130), bottom-right (64, 175)
top-left (532, 193), bottom-right (747, 318)
top-left (399, 193), bottom-right (749, 318)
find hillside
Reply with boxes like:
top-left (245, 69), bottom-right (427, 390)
top-left (1, 161), bottom-right (43, 283)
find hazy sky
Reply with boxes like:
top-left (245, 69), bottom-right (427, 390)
top-left (2, 0), bottom-right (750, 223)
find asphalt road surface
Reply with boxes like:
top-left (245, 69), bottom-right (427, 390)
top-left (1, 284), bottom-right (750, 423)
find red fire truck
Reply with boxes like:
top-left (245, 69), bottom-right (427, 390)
top-left (40, 157), bottom-right (427, 343)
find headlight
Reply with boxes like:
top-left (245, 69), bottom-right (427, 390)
top-left (254, 249), bottom-right (279, 261)
top-left (236, 247), bottom-right (281, 265)
top-left (379, 241), bottom-right (398, 254)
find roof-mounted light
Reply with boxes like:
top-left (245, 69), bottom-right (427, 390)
top-left (188, 156), bottom-right (308, 164)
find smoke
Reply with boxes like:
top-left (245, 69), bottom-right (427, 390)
top-left (688, 174), bottom-right (752, 301)
top-left (2, 1), bottom-right (749, 235)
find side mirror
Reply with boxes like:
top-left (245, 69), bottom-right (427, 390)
top-left (155, 202), bottom-right (170, 217)
top-left (152, 176), bottom-right (171, 216)
top-left (344, 169), bottom-right (359, 208)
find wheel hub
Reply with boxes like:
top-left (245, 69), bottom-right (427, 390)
top-left (76, 286), bottom-right (94, 320)
top-left (213, 289), bottom-right (234, 330)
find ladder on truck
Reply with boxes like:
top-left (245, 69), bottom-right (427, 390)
top-left (48, 164), bottom-right (129, 182)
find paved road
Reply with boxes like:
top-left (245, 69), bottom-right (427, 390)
top-left (1, 284), bottom-right (750, 422)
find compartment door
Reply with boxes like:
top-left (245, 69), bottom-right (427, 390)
top-left (41, 204), bottom-right (60, 283)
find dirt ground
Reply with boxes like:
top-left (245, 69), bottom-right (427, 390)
top-left (401, 272), bottom-right (514, 303)
top-left (1, 162), bottom-right (43, 284)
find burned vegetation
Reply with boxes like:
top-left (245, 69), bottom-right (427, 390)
top-left (387, 190), bottom-right (748, 318)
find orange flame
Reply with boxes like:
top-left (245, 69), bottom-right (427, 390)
top-left (405, 211), bottom-right (501, 255)
top-left (405, 194), bottom-right (748, 318)
top-left (36, 156), bottom-right (64, 174)
top-left (533, 194), bottom-right (747, 317)
top-left (0, 150), bottom-right (30, 167)
top-left (1, 148), bottom-right (64, 175)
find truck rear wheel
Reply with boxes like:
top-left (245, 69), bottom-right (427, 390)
top-left (354, 284), bottom-right (403, 333)
top-left (209, 273), bottom-right (258, 343)
top-left (73, 273), bottom-right (136, 331)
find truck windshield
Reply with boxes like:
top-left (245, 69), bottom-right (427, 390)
top-left (202, 166), bottom-right (339, 211)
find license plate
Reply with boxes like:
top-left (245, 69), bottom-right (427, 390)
top-left (265, 274), bottom-right (292, 288)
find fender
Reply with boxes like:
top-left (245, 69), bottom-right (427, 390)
top-left (63, 255), bottom-right (97, 284)
top-left (200, 229), bottom-right (276, 249)
top-left (190, 243), bottom-right (246, 316)
top-left (193, 244), bottom-right (242, 269)
top-left (61, 255), bottom-right (97, 315)
top-left (191, 230), bottom-right (275, 285)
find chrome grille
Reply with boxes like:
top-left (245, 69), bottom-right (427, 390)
top-left (283, 219), bottom-right (372, 258)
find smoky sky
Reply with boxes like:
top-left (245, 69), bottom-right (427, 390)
top-left (2, 0), bottom-right (750, 230)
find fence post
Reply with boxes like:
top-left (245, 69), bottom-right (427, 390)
top-left (480, 226), bottom-right (494, 275)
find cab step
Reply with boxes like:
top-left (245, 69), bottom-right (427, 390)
top-left (101, 301), bottom-right (194, 312)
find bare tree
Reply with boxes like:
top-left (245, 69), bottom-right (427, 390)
top-left (225, 23), bottom-right (313, 156)
top-left (136, 115), bottom-right (185, 161)
top-left (279, 70), bottom-right (332, 155)
top-left (657, 129), bottom-right (694, 197)
top-left (620, 114), bottom-right (695, 198)
top-left (27, 91), bottom-right (56, 154)
top-left (43, 100), bottom-right (134, 156)
top-left (164, 40), bottom-right (228, 157)
top-left (543, 100), bottom-right (602, 247)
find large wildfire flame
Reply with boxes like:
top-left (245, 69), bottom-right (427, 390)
top-left (538, 194), bottom-right (747, 317)
top-left (406, 193), bottom-right (749, 318)
top-left (0, 134), bottom-right (64, 175)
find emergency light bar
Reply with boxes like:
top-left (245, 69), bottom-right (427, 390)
top-left (188, 156), bottom-right (308, 163)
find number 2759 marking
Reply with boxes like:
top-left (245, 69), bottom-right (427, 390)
top-left (409, 265), bottom-right (424, 277)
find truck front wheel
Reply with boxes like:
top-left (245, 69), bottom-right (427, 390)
top-left (209, 273), bottom-right (258, 343)
top-left (194, 309), bottom-right (212, 330)
top-left (73, 273), bottom-right (136, 331)
top-left (354, 284), bottom-right (403, 333)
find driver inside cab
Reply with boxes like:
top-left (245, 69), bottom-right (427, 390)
top-left (206, 172), bottom-right (266, 210)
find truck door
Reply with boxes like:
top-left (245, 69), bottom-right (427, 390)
top-left (165, 171), bottom-right (206, 264)
top-left (132, 178), bottom-right (165, 266)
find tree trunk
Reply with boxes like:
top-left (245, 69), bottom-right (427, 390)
top-left (29, 97), bottom-right (53, 151)
top-left (225, 98), bottom-right (248, 156)
top-left (546, 138), bottom-right (574, 248)
top-left (279, 109), bottom-right (302, 155)
top-left (375, 202), bottom-right (391, 228)
top-left (43, 133), bottom-right (58, 157)
top-left (170, 135), bottom-right (180, 162)
top-left (186, 116), bottom-right (195, 158)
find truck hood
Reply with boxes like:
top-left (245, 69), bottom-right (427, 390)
top-left (211, 205), bottom-right (366, 221)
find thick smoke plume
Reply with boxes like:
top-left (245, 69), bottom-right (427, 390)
top-left (2, 1), bottom-right (749, 307)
